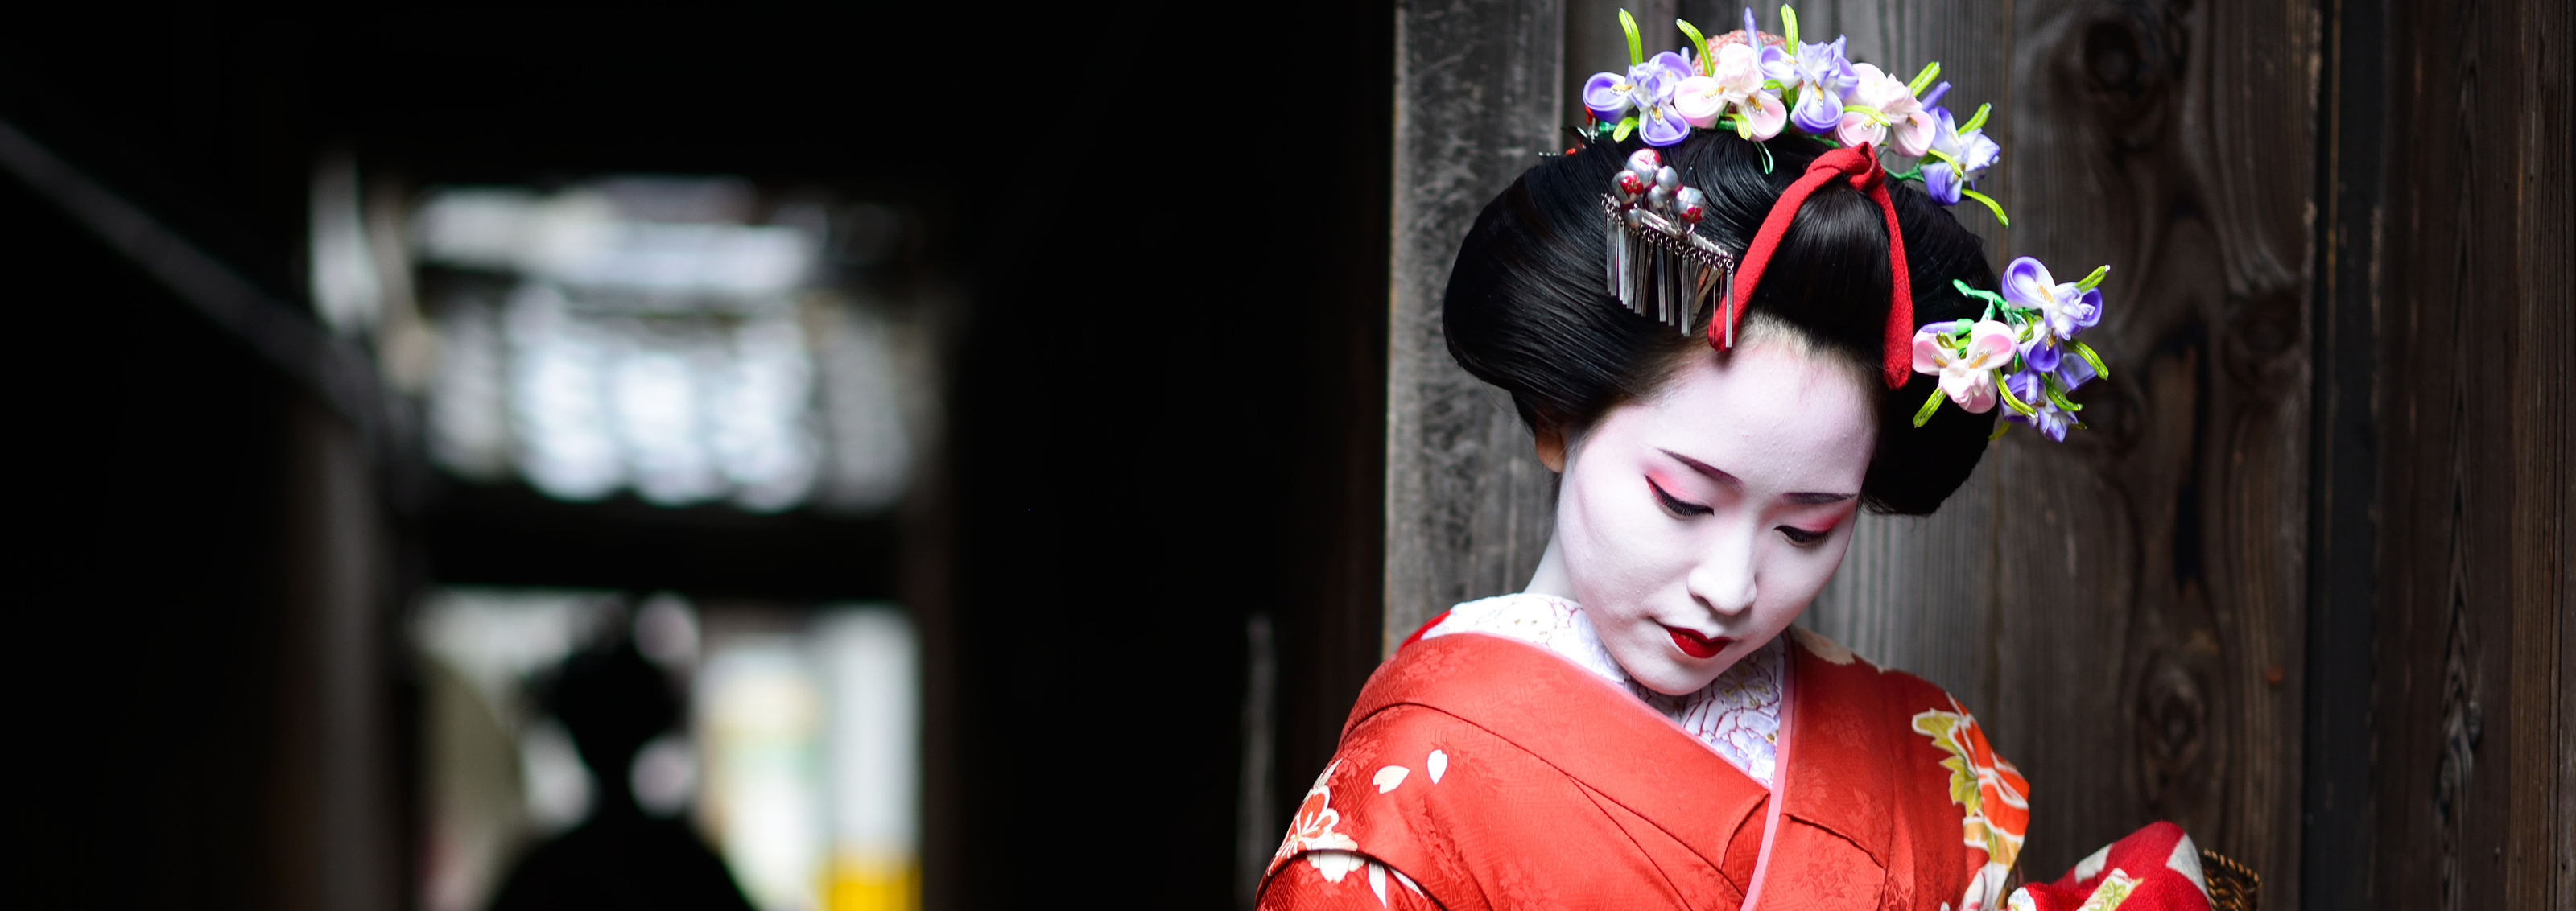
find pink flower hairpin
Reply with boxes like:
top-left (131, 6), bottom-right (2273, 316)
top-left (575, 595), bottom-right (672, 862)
top-left (1579, 5), bottom-right (2012, 227)
top-left (1571, 4), bottom-right (2112, 437)
top-left (1909, 257), bottom-right (2114, 442)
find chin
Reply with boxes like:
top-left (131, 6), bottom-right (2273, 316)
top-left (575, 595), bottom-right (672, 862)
top-left (1631, 662), bottom-right (1723, 697)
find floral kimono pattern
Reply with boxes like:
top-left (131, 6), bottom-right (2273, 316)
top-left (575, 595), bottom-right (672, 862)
top-left (1913, 699), bottom-right (2032, 911)
top-left (1261, 612), bottom-right (2034, 910)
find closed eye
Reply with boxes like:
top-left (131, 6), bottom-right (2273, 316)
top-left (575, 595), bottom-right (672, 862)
top-left (1649, 478), bottom-right (1712, 517)
top-left (1777, 525), bottom-right (1829, 546)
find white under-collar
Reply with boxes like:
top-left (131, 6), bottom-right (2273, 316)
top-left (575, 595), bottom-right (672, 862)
top-left (1422, 592), bottom-right (1788, 787)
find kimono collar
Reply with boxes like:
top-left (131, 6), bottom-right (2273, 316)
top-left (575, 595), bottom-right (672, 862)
top-left (1418, 593), bottom-right (1789, 785)
top-left (1350, 627), bottom-right (1901, 872)
top-left (1349, 632), bottom-right (1767, 873)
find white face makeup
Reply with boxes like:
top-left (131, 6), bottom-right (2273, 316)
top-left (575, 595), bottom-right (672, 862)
top-left (1525, 333), bottom-right (1878, 695)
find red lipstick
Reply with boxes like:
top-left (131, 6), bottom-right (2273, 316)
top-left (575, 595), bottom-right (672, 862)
top-left (1664, 625), bottom-right (1732, 659)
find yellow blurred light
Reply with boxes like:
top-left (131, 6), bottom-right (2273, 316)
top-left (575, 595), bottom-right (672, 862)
top-left (824, 850), bottom-right (917, 911)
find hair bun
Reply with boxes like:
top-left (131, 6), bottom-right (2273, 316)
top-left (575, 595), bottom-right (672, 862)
top-left (1443, 129), bottom-right (1998, 514)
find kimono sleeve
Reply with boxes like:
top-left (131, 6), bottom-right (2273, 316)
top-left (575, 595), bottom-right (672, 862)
top-left (1901, 692), bottom-right (2031, 911)
top-left (1261, 851), bottom-right (1442, 911)
top-left (2008, 822), bottom-right (2224, 911)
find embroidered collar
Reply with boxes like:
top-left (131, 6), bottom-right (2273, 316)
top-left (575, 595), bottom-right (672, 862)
top-left (1423, 592), bottom-right (1788, 785)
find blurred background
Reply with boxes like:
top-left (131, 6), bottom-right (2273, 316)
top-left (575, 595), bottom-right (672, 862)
top-left (7, 3), bottom-right (2569, 911)
top-left (6, 7), bottom-right (1388, 911)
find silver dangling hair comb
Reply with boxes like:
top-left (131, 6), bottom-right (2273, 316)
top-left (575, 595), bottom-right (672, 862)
top-left (1601, 147), bottom-right (1738, 338)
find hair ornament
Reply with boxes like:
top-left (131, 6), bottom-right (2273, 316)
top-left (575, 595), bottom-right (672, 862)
top-left (1583, 5), bottom-right (2009, 224)
top-left (1575, 6), bottom-right (2118, 441)
top-left (1719, 143), bottom-right (1915, 388)
top-left (1604, 147), bottom-right (1736, 335)
top-left (1909, 258), bottom-right (2112, 442)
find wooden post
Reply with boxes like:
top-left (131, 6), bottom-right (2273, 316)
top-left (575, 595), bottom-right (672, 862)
top-left (1385, 0), bottom-right (1567, 649)
top-left (2301, 0), bottom-right (2388, 900)
top-left (1795, 0), bottom-right (2324, 892)
top-left (2368, 0), bottom-right (2573, 906)
top-left (1790, 0), bottom-right (2018, 720)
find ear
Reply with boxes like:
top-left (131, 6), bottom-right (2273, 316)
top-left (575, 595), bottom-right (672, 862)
top-left (1534, 423), bottom-right (1567, 473)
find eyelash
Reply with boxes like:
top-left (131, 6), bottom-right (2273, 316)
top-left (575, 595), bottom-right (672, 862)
top-left (1648, 479), bottom-right (1713, 517)
top-left (1777, 526), bottom-right (1829, 546)
top-left (1652, 479), bottom-right (1833, 545)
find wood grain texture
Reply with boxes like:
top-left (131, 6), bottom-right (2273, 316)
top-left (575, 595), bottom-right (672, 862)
top-left (2298, 0), bottom-right (2388, 899)
top-left (2499, 4), bottom-right (2573, 908)
top-left (1791, 0), bottom-right (2019, 722)
top-left (1390, 0), bottom-right (2343, 897)
top-left (1385, 0), bottom-right (1567, 650)
top-left (1800, 0), bottom-right (2321, 893)
top-left (1566, 0), bottom-right (1674, 128)
top-left (2368, 0), bottom-right (2573, 907)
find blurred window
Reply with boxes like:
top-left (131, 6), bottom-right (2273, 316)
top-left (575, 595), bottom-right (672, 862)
top-left (324, 175), bottom-right (920, 513)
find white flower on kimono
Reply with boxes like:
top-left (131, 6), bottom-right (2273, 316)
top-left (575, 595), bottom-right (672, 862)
top-left (2071, 869), bottom-right (2140, 911)
top-left (1911, 319), bottom-right (2017, 413)
top-left (1674, 39), bottom-right (1786, 138)
top-left (1307, 851), bottom-right (1368, 884)
top-left (1365, 859), bottom-right (1427, 905)
top-left (1274, 761), bottom-right (1360, 876)
top-left (1835, 63), bottom-right (1939, 156)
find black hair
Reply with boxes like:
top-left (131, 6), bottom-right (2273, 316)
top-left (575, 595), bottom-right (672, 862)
top-left (1443, 128), bottom-right (1997, 514)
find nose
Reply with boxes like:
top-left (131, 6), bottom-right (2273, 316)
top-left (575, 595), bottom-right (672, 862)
top-left (1689, 517), bottom-right (1759, 616)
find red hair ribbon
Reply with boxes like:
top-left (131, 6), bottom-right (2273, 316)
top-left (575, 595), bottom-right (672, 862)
top-left (1710, 142), bottom-right (1916, 389)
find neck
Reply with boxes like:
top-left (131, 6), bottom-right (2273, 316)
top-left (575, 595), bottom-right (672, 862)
top-left (1525, 534), bottom-right (1574, 598)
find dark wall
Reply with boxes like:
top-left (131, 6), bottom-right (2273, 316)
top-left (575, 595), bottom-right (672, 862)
top-left (4, 7), bottom-right (1391, 911)
top-left (6, 168), bottom-right (306, 910)
top-left (934, 6), bottom-right (1392, 907)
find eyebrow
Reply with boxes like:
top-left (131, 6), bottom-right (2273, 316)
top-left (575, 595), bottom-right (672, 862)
top-left (1658, 449), bottom-right (1857, 505)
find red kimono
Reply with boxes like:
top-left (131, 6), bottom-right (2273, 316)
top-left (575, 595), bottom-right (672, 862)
top-left (1259, 624), bottom-right (2030, 911)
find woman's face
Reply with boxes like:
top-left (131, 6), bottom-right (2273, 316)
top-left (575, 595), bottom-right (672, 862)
top-left (1539, 337), bottom-right (1876, 695)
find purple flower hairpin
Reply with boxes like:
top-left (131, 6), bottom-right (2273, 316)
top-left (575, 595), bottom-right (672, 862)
top-left (1771, 14), bottom-right (1857, 135)
top-left (1584, 12), bottom-right (1700, 146)
top-left (1572, 5), bottom-right (2099, 435)
top-left (1907, 257), bottom-right (2114, 442)
top-left (1579, 5), bottom-right (2012, 226)
top-left (1672, 10), bottom-right (1788, 141)
top-left (1918, 103), bottom-right (2006, 225)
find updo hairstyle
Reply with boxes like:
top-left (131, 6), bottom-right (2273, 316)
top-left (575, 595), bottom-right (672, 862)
top-left (1442, 129), bottom-right (1997, 514)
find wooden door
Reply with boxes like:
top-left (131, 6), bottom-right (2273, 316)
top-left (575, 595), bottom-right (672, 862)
top-left (2360, 0), bottom-right (2573, 906)
top-left (1797, 0), bottom-right (2321, 892)
top-left (1389, 0), bottom-right (2322, 899)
